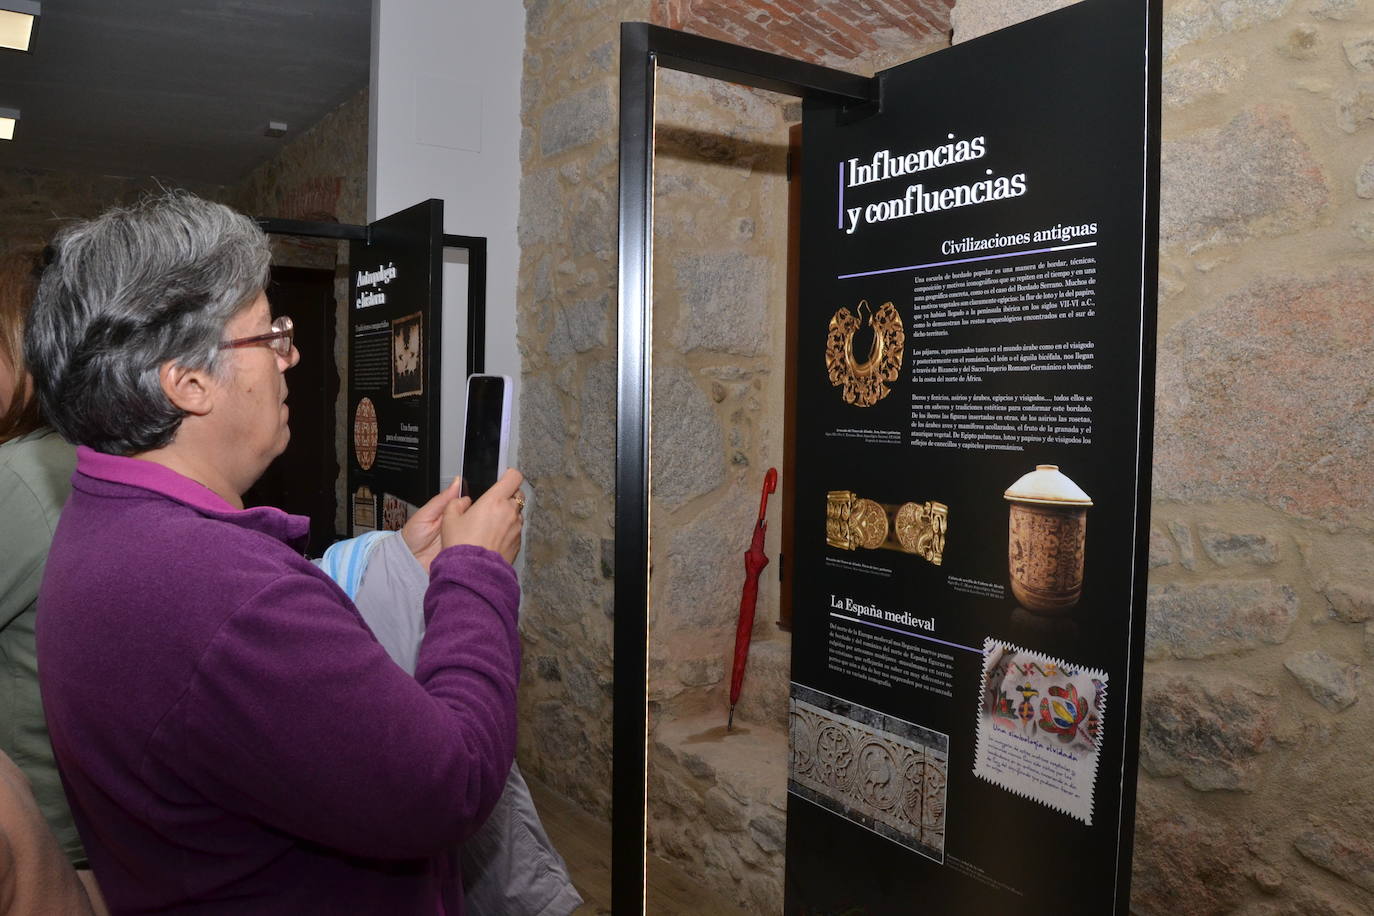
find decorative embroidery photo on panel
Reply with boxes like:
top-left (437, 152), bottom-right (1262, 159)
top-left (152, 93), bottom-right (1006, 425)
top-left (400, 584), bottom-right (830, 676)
top-left (972, 638), bottom-right (1106, 825)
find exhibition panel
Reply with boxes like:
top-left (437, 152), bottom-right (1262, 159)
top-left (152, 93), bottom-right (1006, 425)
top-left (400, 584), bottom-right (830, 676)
top-left (616, 0), bottom-right (1160, 910)
top-left (786, 0), bottom-right (1160, 910)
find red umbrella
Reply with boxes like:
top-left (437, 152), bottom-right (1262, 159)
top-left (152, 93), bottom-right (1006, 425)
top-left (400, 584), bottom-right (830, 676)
top-left (728, 467), bottom-right (778, 730)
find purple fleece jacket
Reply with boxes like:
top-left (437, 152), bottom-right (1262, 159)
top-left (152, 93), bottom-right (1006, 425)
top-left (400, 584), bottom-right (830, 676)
top-left (36, 448), bottom-right (520, 914)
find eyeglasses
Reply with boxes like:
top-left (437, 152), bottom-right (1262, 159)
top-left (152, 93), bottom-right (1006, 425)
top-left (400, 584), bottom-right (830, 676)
top-left (220, 315), bottom-right (294, 358)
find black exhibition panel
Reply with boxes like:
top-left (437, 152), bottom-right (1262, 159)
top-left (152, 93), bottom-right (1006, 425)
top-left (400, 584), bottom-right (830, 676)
top-left (785, 0), bottom-right (1160, 913)
top-left (257, 212), bottom-right (487, 544)
top-left (345, 199), bottom-right (445, 534)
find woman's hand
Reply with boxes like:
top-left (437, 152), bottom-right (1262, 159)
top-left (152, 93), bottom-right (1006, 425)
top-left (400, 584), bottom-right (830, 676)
top-left (441, 468), bottom-right (524, 565)
top-left (399, 475), bottom-right (469, 572)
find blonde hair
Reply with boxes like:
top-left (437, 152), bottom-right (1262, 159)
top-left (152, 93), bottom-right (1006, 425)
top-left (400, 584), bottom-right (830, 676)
top-left (0, 249), bottom-right (44, 444)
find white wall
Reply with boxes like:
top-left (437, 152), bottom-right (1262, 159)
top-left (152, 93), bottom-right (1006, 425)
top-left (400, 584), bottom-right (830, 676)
top-left (369, 0), bottom-right (525, 478)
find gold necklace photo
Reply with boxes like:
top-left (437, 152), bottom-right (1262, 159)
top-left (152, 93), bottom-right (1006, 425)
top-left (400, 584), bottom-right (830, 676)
top-left (825, 299), bottom-right (904, 407)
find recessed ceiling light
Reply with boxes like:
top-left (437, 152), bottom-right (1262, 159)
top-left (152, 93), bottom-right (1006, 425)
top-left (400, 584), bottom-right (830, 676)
top-left (0, 107), bottom-right (18, 141)
top-left (0, 2), bottom-right (40, 53)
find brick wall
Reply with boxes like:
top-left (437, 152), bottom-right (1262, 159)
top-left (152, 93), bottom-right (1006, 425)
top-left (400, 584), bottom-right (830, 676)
top-left (655, 0), bottom-right (953, 64)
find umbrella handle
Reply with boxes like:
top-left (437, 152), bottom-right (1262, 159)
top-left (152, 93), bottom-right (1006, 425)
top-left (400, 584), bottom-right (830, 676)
top-left (757, 467), bottom-right (778, 521)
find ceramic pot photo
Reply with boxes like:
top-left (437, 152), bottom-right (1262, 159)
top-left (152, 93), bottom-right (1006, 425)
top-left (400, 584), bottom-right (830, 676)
top-left (1004, 465), bottom-right (1093, 615)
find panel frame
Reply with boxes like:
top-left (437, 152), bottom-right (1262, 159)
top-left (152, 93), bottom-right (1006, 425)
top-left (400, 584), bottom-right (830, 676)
top-left (614, 23), bottom-right (877, 913)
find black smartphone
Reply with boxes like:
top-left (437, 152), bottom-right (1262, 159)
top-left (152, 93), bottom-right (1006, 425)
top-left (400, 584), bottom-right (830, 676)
top-left (459, 374), bottom-right (512, 500)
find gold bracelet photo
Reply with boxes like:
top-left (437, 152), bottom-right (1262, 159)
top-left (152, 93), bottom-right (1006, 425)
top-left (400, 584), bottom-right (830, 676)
top-left (826, 490), bottom-right (947, 565)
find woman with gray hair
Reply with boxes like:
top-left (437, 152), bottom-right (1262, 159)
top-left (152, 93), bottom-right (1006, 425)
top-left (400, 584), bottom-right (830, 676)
top-left (26, 192), bottom-right (526, 914)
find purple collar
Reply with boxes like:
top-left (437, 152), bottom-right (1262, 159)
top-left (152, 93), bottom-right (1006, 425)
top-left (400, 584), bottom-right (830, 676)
top-left (75, 447), bottom-right (311, 548)
top-left (77, 447), bottom-right (238, 514)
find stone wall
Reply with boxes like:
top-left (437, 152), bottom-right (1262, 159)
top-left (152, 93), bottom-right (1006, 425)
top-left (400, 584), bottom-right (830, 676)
top-left (640, 69), bottom-right (794, 911)
top-left (228, 88), bottom-right (369, 269)
top-left (950, 1), bottom-right (1374, 914)
top-left (515, 0), bottom-right (644, 821)
top-left (520, 0), bottom-right (1374, 911)
top-left (0, 171), bottom-right (225, 257)
top-left (229, 89), bottom-right (368, 228)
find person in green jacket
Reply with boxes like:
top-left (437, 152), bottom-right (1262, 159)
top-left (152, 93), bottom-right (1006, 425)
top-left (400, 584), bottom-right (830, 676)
top-left (0, 249), bottom-right (86, 878)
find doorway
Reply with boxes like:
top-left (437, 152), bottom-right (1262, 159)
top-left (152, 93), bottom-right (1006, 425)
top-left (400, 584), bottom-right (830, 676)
top-left (243, 266), bottom-right (340, 556)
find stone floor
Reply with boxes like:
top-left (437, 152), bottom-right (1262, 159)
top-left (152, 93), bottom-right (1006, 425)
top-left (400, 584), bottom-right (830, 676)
top-left (526, 771), bottom-right (753, 915)
top-left (647, 711), bottom-right (789, 913)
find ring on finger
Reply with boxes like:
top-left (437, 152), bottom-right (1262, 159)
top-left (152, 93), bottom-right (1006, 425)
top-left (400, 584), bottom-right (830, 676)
top-left (513, 491), bottom-right (526, 512)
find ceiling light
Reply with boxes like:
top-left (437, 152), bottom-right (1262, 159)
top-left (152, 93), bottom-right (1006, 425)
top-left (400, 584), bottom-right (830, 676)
top-left (0, 107), bottom-right (18, 141)
top-left (0, 2), bottom-right (40, 53)
top-left (264, 121), bottom-right (288, 138)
